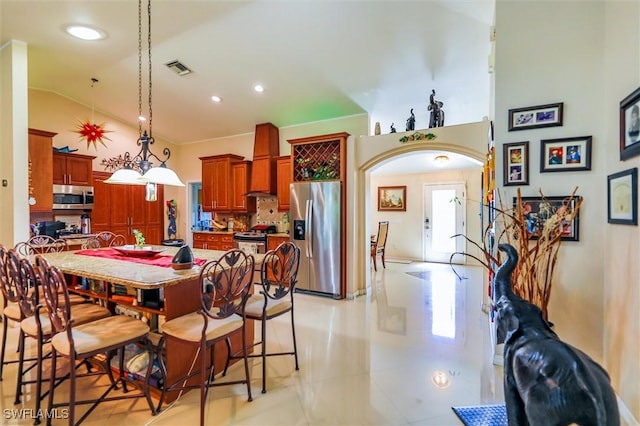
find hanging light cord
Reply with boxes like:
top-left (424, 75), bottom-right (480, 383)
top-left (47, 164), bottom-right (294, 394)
top-left (138, 0), bottom-right (143, 138)
top-left (147, 0), bottom-right (153, 139)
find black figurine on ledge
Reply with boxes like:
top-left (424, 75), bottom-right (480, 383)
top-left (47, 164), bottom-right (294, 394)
top-left (428, 89), bottom-right (445, 128)
top-left (390, 123), bottom-right (396, 133)
top-left (405, 108), bottom-right (415, 131)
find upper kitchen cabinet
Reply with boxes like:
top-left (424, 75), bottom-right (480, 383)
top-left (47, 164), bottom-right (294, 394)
top-left (276, 155), bottom-right (292, 211)
top-left (53, 152), bottom-right (95, 186)
top-left (28, 128), bottom-right (55, 212)
top-left (249, 122), bottom-right (279, 194)
top-left (288, 132), bottom-right (348, 183)
top-left (200, 154), bottom-right (244, 212)
top-left (231, 161), bottom-right (257, 213)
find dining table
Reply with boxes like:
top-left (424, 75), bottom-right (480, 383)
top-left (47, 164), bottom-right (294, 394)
top-left (37, 245), bottom-right (264, 403)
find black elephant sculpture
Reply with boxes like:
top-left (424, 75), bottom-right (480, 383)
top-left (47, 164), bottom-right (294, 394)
top-left (495, 243), bottom-right (619, 426)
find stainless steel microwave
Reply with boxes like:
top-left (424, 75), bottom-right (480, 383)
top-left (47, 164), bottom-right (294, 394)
top-left (52, 184), bottom-right (94, 210)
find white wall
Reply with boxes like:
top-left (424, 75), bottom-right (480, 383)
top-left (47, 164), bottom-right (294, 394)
top-left (370, 168), bottom-right (482, 262)
top-left (495, 0), bottom-right (639, 419)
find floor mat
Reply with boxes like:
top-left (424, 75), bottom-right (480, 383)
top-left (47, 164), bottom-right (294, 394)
top-left (405, 271), bottom-right (431, 280)
top-left (451, 404), bottom-right (507, 426)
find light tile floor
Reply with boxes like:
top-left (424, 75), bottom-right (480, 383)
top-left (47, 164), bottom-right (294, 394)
top-left (0, 262), bottom-right (506, 425)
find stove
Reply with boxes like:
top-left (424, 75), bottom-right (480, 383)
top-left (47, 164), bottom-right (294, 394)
top-left (233, 225), bottom-right (277, 242)
top-left (233, 225), bottom-right (276, 254)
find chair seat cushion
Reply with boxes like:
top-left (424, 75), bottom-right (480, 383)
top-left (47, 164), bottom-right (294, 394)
top-left (244, 294), bottom-right (292, 319)
top-left (3, 303), bottom-right (21, 322)
top-left (21, 304), bottom-right (111, 337)
top-left (162, 310), bottom-right (243, 343)
top-left (51, 315), bottom-right (149, 357)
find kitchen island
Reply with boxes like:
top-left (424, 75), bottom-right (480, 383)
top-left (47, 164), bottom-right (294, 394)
top-left (38, 246), bottom-right (263, 402)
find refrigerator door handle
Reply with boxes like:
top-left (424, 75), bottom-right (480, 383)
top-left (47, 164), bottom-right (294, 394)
top-left (306, 199), bottom-right (313, 258)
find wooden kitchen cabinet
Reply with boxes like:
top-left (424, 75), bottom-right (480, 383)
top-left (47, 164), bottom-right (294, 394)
top-left (53, 152), bottom-right (95, 186)
top-left (267, 235), bottom-right (289, 251)
top-left (92, 171), bottom-right (164, 244)
top-left (91, 172), bottom-right (111, 232)
top-left (200, 154), bottom-right (243, 212)
top-left (28, 128), bottom-right (55, 212)
top-left (192, 232), bottom-right (234, 250)
top-left (276, 155), bottom-right (292, 211)
top-left (231, 161), bottom-right (256, 213)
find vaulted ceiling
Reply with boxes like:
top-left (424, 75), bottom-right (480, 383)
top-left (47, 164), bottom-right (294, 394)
top-left (1, 0), bottom-right (494, 147)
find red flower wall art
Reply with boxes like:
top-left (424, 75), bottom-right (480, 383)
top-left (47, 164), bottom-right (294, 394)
top-left (75, 120), bottom-right (112, 150)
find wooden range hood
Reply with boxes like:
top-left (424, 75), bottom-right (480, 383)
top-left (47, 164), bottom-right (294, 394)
top-left (248, 122), bottom-right (280, 196)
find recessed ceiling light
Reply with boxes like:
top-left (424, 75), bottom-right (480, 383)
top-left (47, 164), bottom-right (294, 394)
top-left (254, 84), bottom-right (264, 93)
top-left (211, 95), bottom-right (222, 103)
top-left (65, 24), bottom-right (106, 41)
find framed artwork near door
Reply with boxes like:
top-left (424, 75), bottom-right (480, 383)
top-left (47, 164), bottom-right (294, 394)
top-left (503, 141), bottom-right (529, 186)
top-left (378, 186), bottom-right (406, 211)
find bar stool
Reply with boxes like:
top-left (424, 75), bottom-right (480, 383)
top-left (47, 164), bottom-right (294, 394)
top-left (226, 241), bottom-right (301, 393)
top-left (156, 249), bottom-right (255, 426)
top-left (0, 245), bottom-right (23, 381)
top-left (13, 242), bottom-right (88, 306)
top-left (15, 236), bottom-right (68, 256)
top-left (35, 255), bottom-right (156, 426)
top-left (81, 232), bottom-right (126, 249)
top-left (8, 250), bottom-right (113, 424)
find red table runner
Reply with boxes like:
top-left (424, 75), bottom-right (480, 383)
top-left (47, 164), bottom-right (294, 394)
top-left (75, 248), bottom-right (207, 268)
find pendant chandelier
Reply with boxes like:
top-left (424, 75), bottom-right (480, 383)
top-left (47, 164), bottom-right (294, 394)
top-left (102, 0), bottom-right (184, 187)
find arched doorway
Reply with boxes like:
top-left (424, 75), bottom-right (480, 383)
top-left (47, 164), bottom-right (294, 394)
top-left (349, 122), bottom-right (490, 299)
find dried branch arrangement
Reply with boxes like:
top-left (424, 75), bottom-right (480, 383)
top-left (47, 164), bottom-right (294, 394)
top-left (451, 187), bottom-right (582, 321)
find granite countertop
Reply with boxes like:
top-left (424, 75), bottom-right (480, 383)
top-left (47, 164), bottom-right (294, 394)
top-left (39, 246), bottom-right (264, 290)
top-left (192, 230), bottom-right (235, 235)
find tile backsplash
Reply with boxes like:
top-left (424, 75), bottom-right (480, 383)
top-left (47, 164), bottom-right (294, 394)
top-left (255, 195), bottom-right (289, 232)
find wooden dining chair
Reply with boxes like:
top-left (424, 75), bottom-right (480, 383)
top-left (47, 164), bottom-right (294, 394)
top-left (83, 231), bottom-right (126, 249)
top-left (156, 249), bottom-right (255, 426)
top-left (371, 221), bottom-right (389, 271)
top-left (9, 251), bottom-right (111, 424)
top-left (15, 236), bottom-right (67, 256)
top-left (226, 241), bottom-right (301, 394)
top-left (35, 255), bottom-right (156, 426)
top-left (0, 245), bottom-right (23, 382)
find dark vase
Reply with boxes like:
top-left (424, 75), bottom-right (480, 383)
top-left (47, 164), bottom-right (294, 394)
top-left (171, 244), bottom-right (194, 270)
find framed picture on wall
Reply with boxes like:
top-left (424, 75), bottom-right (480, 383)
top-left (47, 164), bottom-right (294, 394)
top-left (514, 195), bottom-right (581, 241)
top-left (540, 136), bottom-right (592, 172)
top-left (607, 167), bottom-right (637, 225)
top-left (620, 87), bottom-right (640, 160)
top-left (508, 102), bottom-right (563, 131)
top-left (378, 186), bottom-right (406, 211)
top-left (503, 141), bottom-right (529, 186)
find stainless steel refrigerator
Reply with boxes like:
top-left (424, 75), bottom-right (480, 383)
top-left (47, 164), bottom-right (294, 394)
top-left (290, 181), bottom-right (341, 299)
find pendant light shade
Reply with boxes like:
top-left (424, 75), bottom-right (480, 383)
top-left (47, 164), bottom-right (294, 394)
top-left (104, 167), bottom-right (145, 185)
top-left (139, 166), bottom-right (185, 187)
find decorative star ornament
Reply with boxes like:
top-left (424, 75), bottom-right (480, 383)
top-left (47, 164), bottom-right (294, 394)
top-left (75, 120), bottom-right (112, 150)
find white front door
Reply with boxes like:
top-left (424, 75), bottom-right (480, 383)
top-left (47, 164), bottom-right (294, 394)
top-left (423, 183), bottom-right (466, 264)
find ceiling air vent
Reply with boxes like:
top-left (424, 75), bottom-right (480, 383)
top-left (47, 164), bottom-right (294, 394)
top-left (164, 60), bottom-right (193, 76)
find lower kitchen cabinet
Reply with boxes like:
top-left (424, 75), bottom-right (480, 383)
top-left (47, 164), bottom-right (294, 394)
top-left (193, 232), bottom-right (234, 250)
top-left (267, 234), bottom-right (289, 251)
top-left (92, 171), bottom-right (164, 244)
